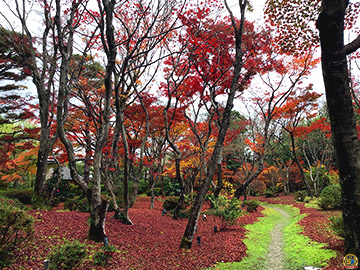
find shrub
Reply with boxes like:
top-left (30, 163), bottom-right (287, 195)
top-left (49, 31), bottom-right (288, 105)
top-left (330, 215), bottom-right (344, 237)
top-left (93, 244), bottom-right (117, 266)
top-left (63, 196), bottom-right (89, 212)
top-left (294, 190), bottom-right (308, 202)
top-left (0, 196), bottom-right (28, 210)
top-left (137, 179), bottom-right (148, 195)
top-left (77, 198), bottom-right (89, 213)
top-left (145, 187), bottom-right (161, 197)
top-left (47, 240), bottom-right (87, 270)
top-left (177, 209), bottom-right (191, 219)
top-left (163, 196), bottom-right (179, 211)
top-left (4, 189), bottom-right (34, 205)
top-left (163, 180), bottom-right (181, 196)
top-left (64, 198), bottom-right (78, 211)
top-left (264, 189), bottom-right (276, 198)
top-left (31, 194), bottom-right (51, 210)
top-left (318, 184), bottom-right (341, 210)
top-left (0, 201), bottom-right (34, 266)
top-left (244, 200), bottom-right (260, 212)
top-left (249, 180), bottom-right (266, 196)
top-left (207, 197), bottom-right (242, 228)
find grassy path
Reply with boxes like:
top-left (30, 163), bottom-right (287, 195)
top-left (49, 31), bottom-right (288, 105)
top-left (266, 206), bottom-right (290, 270)
top-left (210, 204), bottom-right (335, 270)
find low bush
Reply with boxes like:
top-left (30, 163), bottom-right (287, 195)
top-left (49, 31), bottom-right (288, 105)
top-left (318, 184), bottom-right (341, 210)
top-left (162, 196), bottom-right (179, 211)
top-left (294, 190), bottom-right (308, 202)
top-left (264, 189), bottom-right (276, 198)
top-left (244, 200), bottom-right (260, 212)
top-left (77, 198), bottom-right (89, 213)
top-left (93, 244), bottom-right (117, 266)
top-left (3, 189), bottom-right (34, 205)
top-left (64, 198), bottom-right (78, 211)
top-left (63, 196), bottom-right (89, 212)
top-left (0, 201), bottom-right (34, 266)
top-left (137, 179), bottom-right (148, 195)
top-left (163, 180), bottom-right (181, 196)
top-left (47, 240), bottom-right (87, 270)
top-left (249, 180), bottom-right (266, 196)
top-left (177, 209), bottom-right (191, 219)
top-left (330, 215), bottom-right (344, 237)
top-left (207, 197), bottom-right (242, 228)
top-left (145, 187), bottom-right (161, 197)
top-left (0, 196), bottom-right (28, 210)
top-left (31, 194), bottom-right (51, 210)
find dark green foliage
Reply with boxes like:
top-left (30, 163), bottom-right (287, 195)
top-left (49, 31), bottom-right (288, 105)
top-left (244, 200), bottom-right (260, 212)
top-left (0, 195), bottom-right (28, 210)
top-left (31, 194), bottom-right (51, 210)
top-left (163, 180), bottom-right (181, 196)
top-left (77, 198), bottom-right (89, 212)
top-left (137, 179), bottom-right (148, 195)
top-left (0, 201), bottom-right (34, 266)
top-left (207, 196), bottom-right (243, 227)
top-left (330, 215), bottom-right (344, 237)
top-left (64, 196), bottom-right (89, 212)
top-left (318, 184), bottom-right (342, 210)
top-left (178, 209), bottom-right (191, 219)
top-left (264, 189), bottom-right (276, 198)
top-left (3, 188), bottom-right (34, 205)
top-left (93, 244), bottom-right (117, 266)
top-left (294, 190), bottom-right (308, 202)
top-left (145, 187), bottom-right (161, 197)
top-left (64, 198), bottom-right (78, 211)
top-left (163, 196), bottom-right (179, 211)
top-left (47, 240), bottom-right (86, 270)
top-left (46, 171), bottom-right (79, 202)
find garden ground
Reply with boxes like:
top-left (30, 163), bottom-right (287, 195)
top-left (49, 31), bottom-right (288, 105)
top-left (5, 195), bottom-right (344, 269)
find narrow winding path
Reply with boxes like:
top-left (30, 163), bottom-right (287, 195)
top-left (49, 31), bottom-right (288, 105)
top-left (265, 206), bottom-right (290, 270)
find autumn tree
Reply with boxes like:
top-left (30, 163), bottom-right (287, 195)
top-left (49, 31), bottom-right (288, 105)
top-left (0, 27), bottom-right (37, 187)
top-left (317, 0), bottom-right (360, 256)
top-left (265, 0), bottom-right (360, 257)
top-left (180, 0), bottom-right (253, 248)
top-left (0, 0), bottom-right (63, 198)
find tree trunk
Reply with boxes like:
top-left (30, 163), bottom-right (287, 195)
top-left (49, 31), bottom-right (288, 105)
top-left (119, 111), bottom-right (133, 225)
top-left (34, 139), bottom-right (51, 197)
top-left (89, 199), bottom-right (109, 242)
top-left (180, 0), bottom-right (248, 248)
top-left (317, 0), bottom-right (360, 257)
top-left (290, 133), bottom-right (312, 196)
top-left (214, 162), bottom-right (223, 198)
top-left (173, 158), bottom-right (186, 220)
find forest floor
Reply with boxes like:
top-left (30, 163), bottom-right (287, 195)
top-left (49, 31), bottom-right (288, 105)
top-left (5, 195), bottom-right (344, 270)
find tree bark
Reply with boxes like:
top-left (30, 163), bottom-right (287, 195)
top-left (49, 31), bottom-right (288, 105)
top-left (317, 0), bottom-right (360, 257)
top-left (173, 157), bottom-right (186, 219)
top-left (289, 133), bottom-right (312, 196)
top-left (180, 0), bottom-right (248, 249)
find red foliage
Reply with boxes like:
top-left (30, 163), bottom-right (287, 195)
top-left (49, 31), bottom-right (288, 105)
top-left (6, 197), bottom-right (263, 270)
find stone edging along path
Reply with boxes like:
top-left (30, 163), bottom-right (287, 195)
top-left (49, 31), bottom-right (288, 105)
top-left (210, 203), bottom-right (336, 270)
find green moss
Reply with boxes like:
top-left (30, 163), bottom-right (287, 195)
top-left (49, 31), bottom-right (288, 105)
top-left (278, 204), bottom-right (335, 269)
top-left (207, 203), bottom-right (335, 270)
top-left (210, 207), bottom-right (281, 269)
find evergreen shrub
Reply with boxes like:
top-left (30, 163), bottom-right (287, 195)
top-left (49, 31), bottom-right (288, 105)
top-left (47, 240), bottom-right (86, 270)
top-left (0, 201), bottom-right (34, 266)
top-left (318, 184), bottom-right (341, 210)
